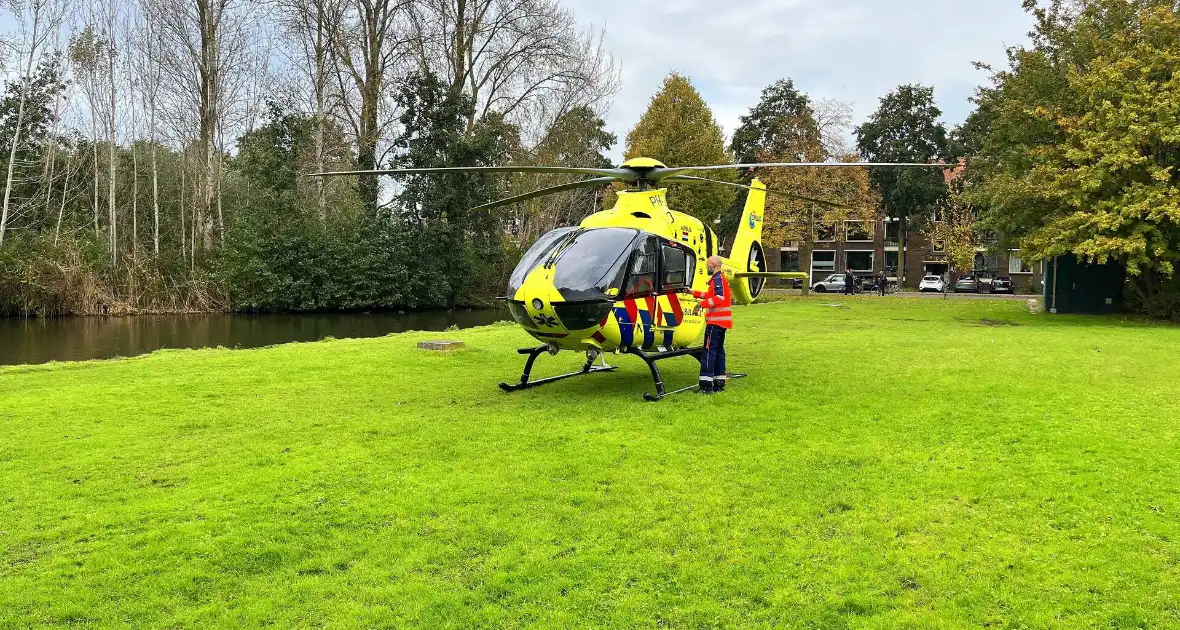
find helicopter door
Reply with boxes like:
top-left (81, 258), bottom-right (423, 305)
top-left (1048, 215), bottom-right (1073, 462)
top-left (660, 243), bottom-right (695, 292)
top-left (622, 236), bottom-right (659, 298)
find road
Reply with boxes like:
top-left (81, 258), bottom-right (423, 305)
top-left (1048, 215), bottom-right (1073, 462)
top-left (764, 289), bottom-right (1037, 301)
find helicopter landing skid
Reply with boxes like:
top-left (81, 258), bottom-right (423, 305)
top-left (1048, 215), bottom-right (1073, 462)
top-left (626, 346), bottom-right (746, 402)
top-left (498, 346), bottom-right (619, 393)
top-left (647, 372), bottom-right (750, 400)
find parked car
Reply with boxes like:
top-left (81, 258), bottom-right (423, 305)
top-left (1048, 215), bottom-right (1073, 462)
top-left (918, 275), bottom-right (946, 292)
top-left (812, 273), bottom-right (848, 293)
top-left (953, 275), bottom-right (981, 293)
top-left (992, 276), bottom-right (1014, 293)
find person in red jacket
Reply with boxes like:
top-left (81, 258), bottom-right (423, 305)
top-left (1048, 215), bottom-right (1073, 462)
top-left (693, 256), bottom-right (733, 394)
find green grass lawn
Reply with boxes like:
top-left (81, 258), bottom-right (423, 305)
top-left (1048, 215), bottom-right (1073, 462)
top-left (3, 298), bottom-right (1180, 628)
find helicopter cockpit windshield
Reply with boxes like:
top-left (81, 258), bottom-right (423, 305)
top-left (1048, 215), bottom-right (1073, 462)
top-left (551, 228), bottom-right (641, 301)
top-left (507, 227), bottom-right (577, 295)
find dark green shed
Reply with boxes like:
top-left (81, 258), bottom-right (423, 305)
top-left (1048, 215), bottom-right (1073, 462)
top-left (1043, 254), bottom-right (1126, 314)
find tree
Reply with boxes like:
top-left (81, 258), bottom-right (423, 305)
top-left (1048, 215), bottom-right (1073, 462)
top-left (624, 72), bottom-right (736, 222)
top-left (856, 84), bottom-right (951, 286)
top-left (0, 55), bottom-right (67, 244)
top-left (392, 71), bottom-right (519, 306)
top-left (327, 0), bottom-right (411, 214)
top-left (966, 0), bottom-right (1180, 316)
top-left (730, 78), bottom-right (821, 175)
top-left (510, 105), bottom-right (614, 244)
top-left (274, 0), bottom-right (343, 218)
top-left (855, 84), bottom-right (950, 229)
top-left (407, 0), bottom-right (618, 140)
top-left (154, 0), bottom-right (256, 251)
top-left (759, 153), bottom-right (880, 293)
top-left (813, 97), bottom-right (855, 159)
top-left (1, 0), bottom-right (66, 247)
top-left (931, 162), bottom-right (975, 288)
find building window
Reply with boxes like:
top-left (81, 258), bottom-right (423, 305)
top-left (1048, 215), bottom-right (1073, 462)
top-left (812, 250), bottom-right (836, 271)
top-left (1009, 252), bottom-right (1033, 274)
top-left (780, 250), bottom-right (801, 272)
top-left (884, 220), bottom-right (900, 242)
top-left (846, 251), bottom-right (874, 272)
top-left (933, 240), bottom-right (946, 254)
top-left (884, 251), bottom-right (899, 274)
top-left (974, 253), bottom-right (998, 272)
top-left (814, 224), bottom-right (836, 242)
top-left (845, 221), bottom-right (873, 242)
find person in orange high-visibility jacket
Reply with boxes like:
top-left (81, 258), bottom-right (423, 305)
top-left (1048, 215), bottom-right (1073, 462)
top-left (693, 256), bottom-right (732, 394)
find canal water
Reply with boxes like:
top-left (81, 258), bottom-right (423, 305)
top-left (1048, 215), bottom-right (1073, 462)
top-left (0, 310), bottom-right (509, 366)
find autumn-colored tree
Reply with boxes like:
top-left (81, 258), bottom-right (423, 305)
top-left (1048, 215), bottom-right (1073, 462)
top-left (930, 162), bottom-right (974, 283)
top-left (967, 0), bottom-right (1180, 316)
top-left (740, 81), bottom-right (877, 289)
top-left (718, 78), bottom-right (821, 237)
top-left (622, 72), bottom-right (735, 221)
top-left (760, 150), bottom-right (879, 293)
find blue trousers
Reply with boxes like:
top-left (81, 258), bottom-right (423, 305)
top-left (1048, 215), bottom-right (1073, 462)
top-left (699, 325), bottom-right (727, 393)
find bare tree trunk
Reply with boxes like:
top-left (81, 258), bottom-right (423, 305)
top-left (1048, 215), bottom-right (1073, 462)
top-left (108, 115), bottom-right (117, 262)
top-left (91, 105), bottom-right (100, 236)
top-left (132, 142), bottom-right (139, 255)
top-left (40, 90), bottom-right (65, 221)
top-left (107, 33), bottom-right (118, 264)
top-left (313, 3), bottom-right (327, 219)
top-left (180, 159), bottom-right (187, 262)
top-left (55, 150), bottom-right (73, 246)
top-left (0, 11), bottom-right (43, 248)
top-left (328, 0), bottom-right (409, 214)
top-left (198, 0), bottom-right (219, 251)
top-left (152, 143), bottom-right (160, 254)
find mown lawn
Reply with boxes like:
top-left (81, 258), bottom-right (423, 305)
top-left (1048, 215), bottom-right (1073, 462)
top-left (2, 297), bottom-right (1179, 628)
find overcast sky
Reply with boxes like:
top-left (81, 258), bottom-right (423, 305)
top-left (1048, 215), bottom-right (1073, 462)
top-left (563, 0), bottom-right (1035, 161)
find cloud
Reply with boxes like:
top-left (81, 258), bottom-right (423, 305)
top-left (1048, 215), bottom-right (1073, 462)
top-left (564, 0), bottom-right (1034, 161)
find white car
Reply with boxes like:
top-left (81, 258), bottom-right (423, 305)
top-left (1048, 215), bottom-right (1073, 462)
top-left (812, 273), bottom-right (849, 293)
top-left (919, 275), bottom-right (946, 292)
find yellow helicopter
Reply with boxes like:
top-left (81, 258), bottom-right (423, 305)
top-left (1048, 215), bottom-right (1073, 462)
top-left (315, 157), bottom-right (945, 400)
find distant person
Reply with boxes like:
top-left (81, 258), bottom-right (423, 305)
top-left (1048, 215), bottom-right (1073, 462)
top-left (845, 273), bottom-right (855, 295)
top-left (692, 256), bottom-right (732, 394)
top-left (878, 270), bottom-right (888, 296)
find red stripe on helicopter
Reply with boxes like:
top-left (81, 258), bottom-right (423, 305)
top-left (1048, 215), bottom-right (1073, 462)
top-left (666, 292), bottom-right (684, 324)
top-left (624, 299), bottom-right (638, 326)
top-left (591, 331), bottom-right (606, 344)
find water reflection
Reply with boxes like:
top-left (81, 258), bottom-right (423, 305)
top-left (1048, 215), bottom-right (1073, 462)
top-left (0, 310), bottom-right (509, 366)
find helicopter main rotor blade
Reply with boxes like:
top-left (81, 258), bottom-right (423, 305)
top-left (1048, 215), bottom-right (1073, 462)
top-left (663, 175), bottom-right (855, 209)
top-left (307, 166), bottom-right (635, 180)
top-left (652, 162), bottom-right (952, 181)
top-left (470, 177), bottom-right (618, 212)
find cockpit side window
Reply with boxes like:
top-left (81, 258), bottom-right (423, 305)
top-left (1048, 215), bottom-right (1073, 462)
top-left (624, 237), bottom-right (659, 298)
top-left (661, 244), bottom-right (694, 291)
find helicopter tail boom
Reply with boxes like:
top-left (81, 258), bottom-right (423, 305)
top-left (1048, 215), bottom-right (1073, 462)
top-left (726, 179), bottom-right (769, 305)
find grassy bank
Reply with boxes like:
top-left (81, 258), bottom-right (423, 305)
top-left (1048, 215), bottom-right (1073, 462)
top-left (3, 298), bottom-right (1179, 628)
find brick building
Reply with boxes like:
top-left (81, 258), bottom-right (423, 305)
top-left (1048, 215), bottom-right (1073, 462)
top-left (762, 219), bottom-right (1043, 292)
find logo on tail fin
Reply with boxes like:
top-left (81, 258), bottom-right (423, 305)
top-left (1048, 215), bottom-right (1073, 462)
top-left (748, 212), bottom-right (761, 229)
